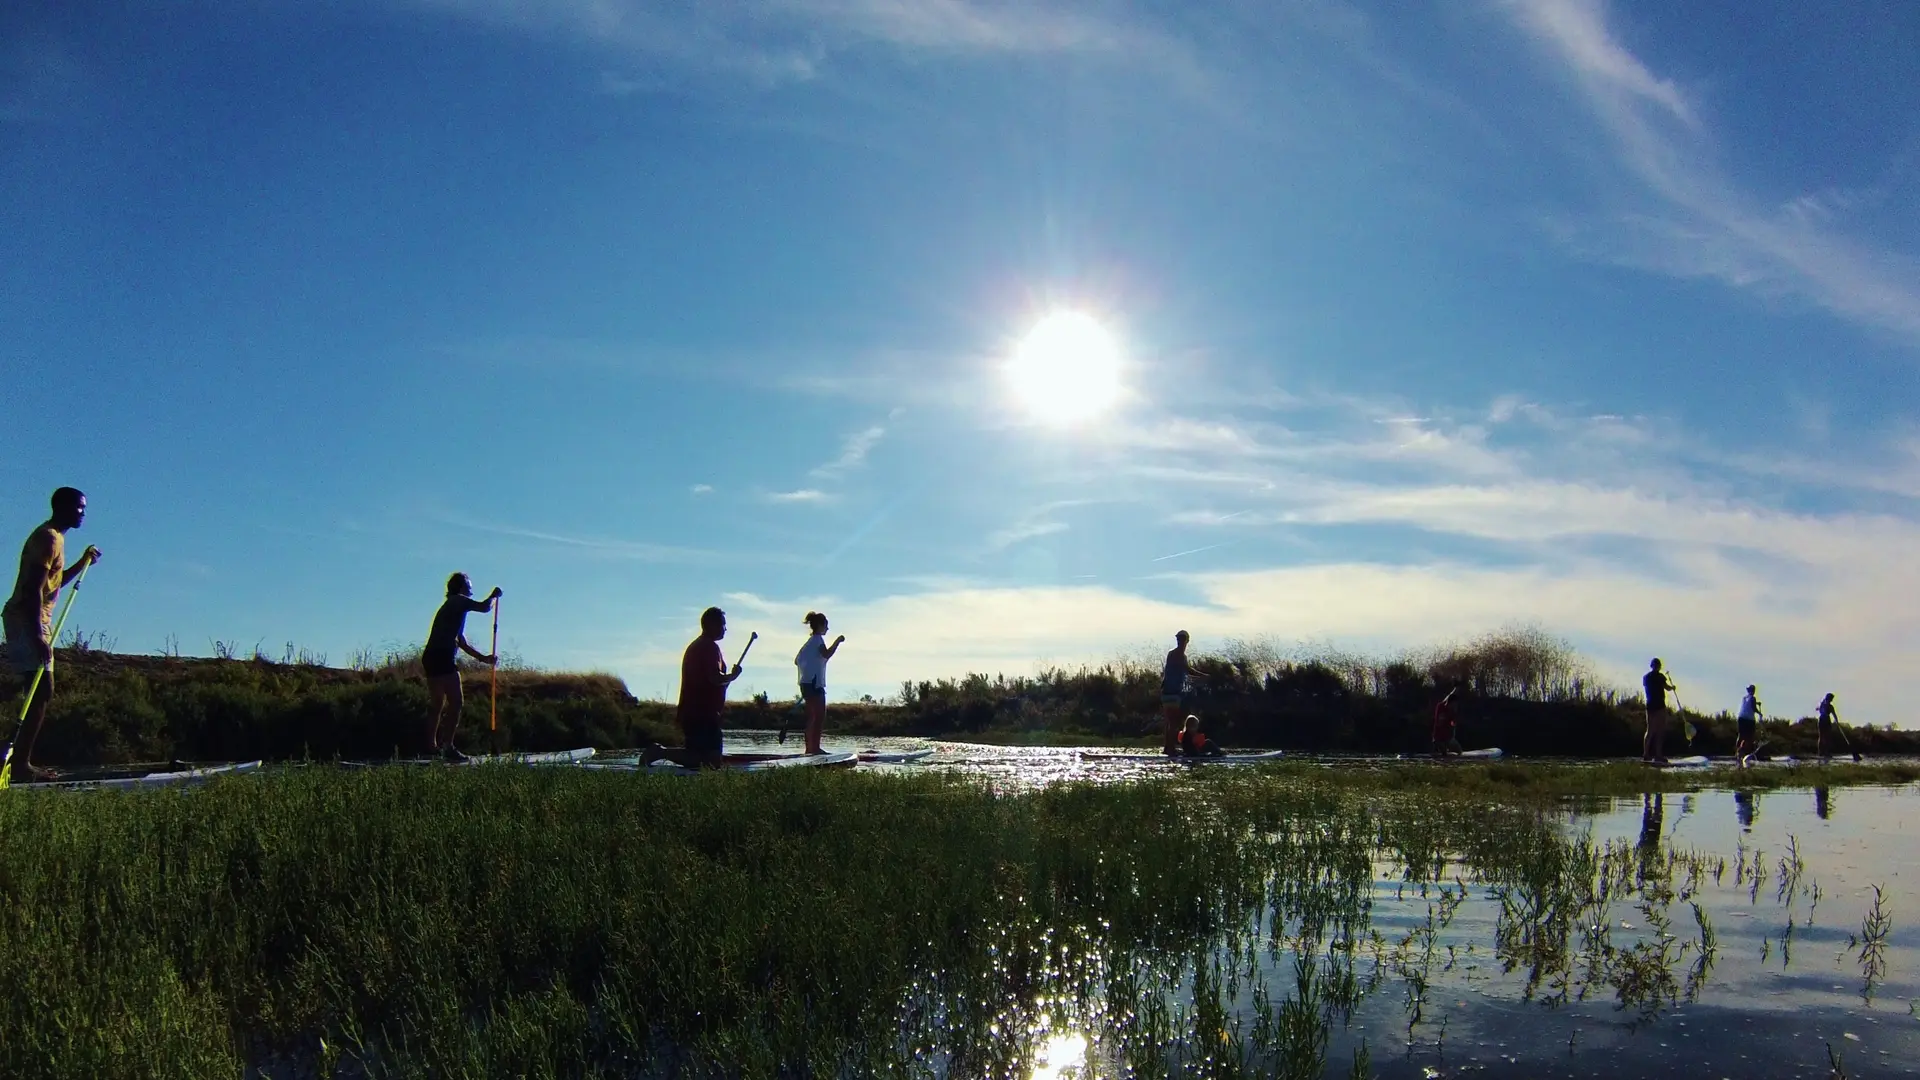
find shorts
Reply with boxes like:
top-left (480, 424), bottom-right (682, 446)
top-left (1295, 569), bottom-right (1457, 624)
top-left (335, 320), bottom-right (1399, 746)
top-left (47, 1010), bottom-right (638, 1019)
top-left (1737, 719), bottom-right (1756, 740)
top-left (1161, 694), bottom-right (1184, 707)
top-left (800, 683), bottom-right (826, 706)
top-left (3, 630), bottom-right (46, 675)
top-left (1645, 708), bottom-right (1668, 732)
top-left (421, 651), bottom-right (459, 679)
top-left (682, 716), bottom-right (724, 759)
top-left (3, 614), bottom-right (46, 672)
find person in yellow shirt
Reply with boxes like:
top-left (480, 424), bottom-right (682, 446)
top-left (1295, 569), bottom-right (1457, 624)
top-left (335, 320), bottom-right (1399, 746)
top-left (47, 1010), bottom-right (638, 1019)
top-left (2, 487), bottom-right (102, 784)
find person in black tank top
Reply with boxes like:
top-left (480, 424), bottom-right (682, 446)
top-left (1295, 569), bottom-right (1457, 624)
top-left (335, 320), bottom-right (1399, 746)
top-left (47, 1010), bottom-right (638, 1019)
top-left (422, 572), bottom-right (500, 762)
top-left (1642, 658), bottom-right (1676, 764)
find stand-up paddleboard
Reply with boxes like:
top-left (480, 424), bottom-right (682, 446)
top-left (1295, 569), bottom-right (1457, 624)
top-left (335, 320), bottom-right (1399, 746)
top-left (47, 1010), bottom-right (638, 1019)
top-left (1458, 748), bottom-right (1504, 759)
top-left (31, 760), bottom-right (263, 791)
top-left (1083, 749), bottom-right (1282, 763)
top-left (470, 747), bottom-right (595, 766)
top-left (1173, 750), bottom-right (1286, 765)
top-left (857, 748), bottom-right (934, 764)
top-left (584, 751), bottom-right (859, 775)
top-left (1660, 755), bottom-right (1712, 768)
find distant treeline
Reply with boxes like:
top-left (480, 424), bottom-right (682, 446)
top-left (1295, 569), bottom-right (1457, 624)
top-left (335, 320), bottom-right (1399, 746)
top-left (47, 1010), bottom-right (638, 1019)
top-left (12, 628), bottom-right (1918, 765)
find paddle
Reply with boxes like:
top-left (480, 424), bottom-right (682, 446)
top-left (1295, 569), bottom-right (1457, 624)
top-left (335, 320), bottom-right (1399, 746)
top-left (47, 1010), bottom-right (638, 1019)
top-left (488, 595), bottom-right (500, 734)
top-left (1673, 686), bottom-right (1698, 744)
top-left (732, 631), bottom-right (758, 670)
top-left (1835, 721), bottom-right (1863, 763)
top-left (1, 556), bottom-right (93, 790)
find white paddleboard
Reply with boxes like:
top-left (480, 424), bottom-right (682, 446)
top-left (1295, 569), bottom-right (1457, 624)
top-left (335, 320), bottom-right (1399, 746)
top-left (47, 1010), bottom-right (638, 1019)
top-left (1176, 750), bottom-right (1286, 765)
top-left (1458, 748), bottom-right (1504, 759)
top-left (857, 748), bottom-right (934, 764)
top-left (582, 751), bottom-right (859, 774)
top-left (39, 760), bottom-right (264, 791)
top-left (1661, 755), bottom-right (1712, 768)
top-left (472, 747), bottom-right (596, 765)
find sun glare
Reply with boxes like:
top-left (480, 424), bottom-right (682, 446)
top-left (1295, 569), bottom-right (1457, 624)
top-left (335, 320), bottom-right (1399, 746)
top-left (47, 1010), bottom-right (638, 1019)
top-left (1007, 311), bottom-right (1122, 426)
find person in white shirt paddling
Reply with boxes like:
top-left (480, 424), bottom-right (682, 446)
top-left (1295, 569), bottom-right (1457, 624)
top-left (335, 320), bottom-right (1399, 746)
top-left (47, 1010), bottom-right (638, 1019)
top-left (794, 612), bottom-right (845, 756)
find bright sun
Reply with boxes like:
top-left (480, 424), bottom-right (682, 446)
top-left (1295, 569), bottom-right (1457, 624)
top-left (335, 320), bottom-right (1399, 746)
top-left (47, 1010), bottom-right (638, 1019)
top-left (1006, 311), bottom-right (1122, 425)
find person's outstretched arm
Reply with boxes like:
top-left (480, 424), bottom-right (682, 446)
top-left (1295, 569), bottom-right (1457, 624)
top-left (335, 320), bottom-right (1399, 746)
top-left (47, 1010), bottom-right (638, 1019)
top-left (822, 634), bottom-right (845, 659)
top-left (455, 634), bottom-right (497, 665)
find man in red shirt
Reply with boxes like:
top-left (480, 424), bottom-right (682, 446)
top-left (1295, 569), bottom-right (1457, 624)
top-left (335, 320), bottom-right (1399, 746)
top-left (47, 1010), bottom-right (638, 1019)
top-left (1430, 686), bottom-right (1462, 758)
top-left (647, 606), bottom-right (742, 769)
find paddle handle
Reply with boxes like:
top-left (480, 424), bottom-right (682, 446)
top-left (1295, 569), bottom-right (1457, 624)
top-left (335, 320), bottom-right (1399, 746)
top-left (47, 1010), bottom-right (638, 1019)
top-left (733, 632), bottom-right (758, 669)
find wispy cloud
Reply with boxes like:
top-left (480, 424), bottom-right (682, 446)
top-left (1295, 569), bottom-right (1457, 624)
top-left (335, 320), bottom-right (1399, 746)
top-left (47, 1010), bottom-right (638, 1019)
top-left (810, 424), bottom-right (887, 479)
top-left (766, 488), bottom-right (832, 504)
top-left (1150, 543), bottom-right (1228, 563)
top-left (690, 484), bottom-right (714, 495)
top-left (408, 0), bottom-right (1201, 90)
top-left (985, 520), bottom-right (1068, 551)
top-left (1502, 0), bottom-right (1920, 344)
top-left (441, 518), bottom-right (726, 563)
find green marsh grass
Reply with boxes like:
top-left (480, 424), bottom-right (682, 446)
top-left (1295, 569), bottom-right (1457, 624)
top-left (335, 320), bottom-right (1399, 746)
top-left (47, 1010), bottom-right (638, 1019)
top-left (1, 764), bottom-right (1909, 1078)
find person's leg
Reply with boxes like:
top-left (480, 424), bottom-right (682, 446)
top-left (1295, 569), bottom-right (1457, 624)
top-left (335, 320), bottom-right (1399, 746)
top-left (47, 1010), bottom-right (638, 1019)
top-left (425, 676), bottom-right (450, 751)
top-left (1643, 710), bottom-right (1656, 762)
top-left (439, 677), bottom-right (466, 757)
top-left (5, 671), bottom-right (55, 782)
top-left (803, 691), bottom-right (825, 754)
top-left (1161, 701), bottom-right (1181, 754)
top-left (1652, 713), bottom-right (1669, 762)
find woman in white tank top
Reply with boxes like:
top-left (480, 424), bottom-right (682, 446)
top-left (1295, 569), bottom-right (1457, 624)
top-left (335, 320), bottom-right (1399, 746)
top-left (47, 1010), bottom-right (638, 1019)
top-left (794, 611), bottom-right (845, 755)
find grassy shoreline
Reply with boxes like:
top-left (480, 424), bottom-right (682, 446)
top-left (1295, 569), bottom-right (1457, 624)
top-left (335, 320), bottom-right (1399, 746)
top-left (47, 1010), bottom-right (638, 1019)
top-left (13, 644), bottom-right (1920, 769)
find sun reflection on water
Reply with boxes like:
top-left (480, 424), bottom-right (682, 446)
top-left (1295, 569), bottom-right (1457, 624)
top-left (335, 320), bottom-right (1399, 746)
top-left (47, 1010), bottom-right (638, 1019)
top-left (1030, 1030), bottom-right (1088, 1080)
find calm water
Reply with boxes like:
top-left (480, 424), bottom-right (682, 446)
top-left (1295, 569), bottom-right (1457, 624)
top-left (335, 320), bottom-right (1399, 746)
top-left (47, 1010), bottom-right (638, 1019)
top-left (654, 734), bottom-right (1920, 1078)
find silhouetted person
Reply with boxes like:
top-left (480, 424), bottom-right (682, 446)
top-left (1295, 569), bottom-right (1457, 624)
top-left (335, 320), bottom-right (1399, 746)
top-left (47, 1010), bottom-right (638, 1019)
top-left (1733, 789), bottom-right (1757, 832)
top-left (1642, 659), bottom-right (1676, 764)
top-left (648, 607), bottom-right (741, 769)
top-left (1815, 693), bottom-right (1841, 761)
top-left (793, 611), bottom-right (844, 756)
top-left (1430, 685), bottom-right (1463, 758)
top-left (1815, 787), bottom-right (1832, 821)
top-left (1735, 684), bottom-right (1761, 768)
top-left (1161, 631), bottom-right (1205, 755)
top-left (2, 487), bottom-right (101, 785)
top-left (422, 573), bottom-right (499, 763)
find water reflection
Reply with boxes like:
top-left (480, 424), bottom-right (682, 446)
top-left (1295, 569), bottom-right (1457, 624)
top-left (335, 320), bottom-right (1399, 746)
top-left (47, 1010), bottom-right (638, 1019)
top-left (1029, 1031), bottom-right (1086, 1080)
top-left (870, 780), bottom-right (1919, 1079)
top-left (1816, 785), bottom-right (1832, 820)
top-left (1637, 792), bottom-right (1664, 851)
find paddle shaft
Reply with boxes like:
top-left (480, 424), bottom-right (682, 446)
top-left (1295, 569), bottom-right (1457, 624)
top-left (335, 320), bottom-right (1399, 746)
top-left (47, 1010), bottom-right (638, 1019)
top-left (488, 597), bottom-right (499, 733)
top-left (733, 631), bottom-right (757, 670)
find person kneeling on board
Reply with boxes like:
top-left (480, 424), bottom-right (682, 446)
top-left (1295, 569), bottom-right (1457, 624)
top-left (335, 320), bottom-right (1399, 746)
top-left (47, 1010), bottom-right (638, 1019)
top-left (1175, 715), bottom-right (1225, 758)
top-left (645, 606), bottom-right (742, 769)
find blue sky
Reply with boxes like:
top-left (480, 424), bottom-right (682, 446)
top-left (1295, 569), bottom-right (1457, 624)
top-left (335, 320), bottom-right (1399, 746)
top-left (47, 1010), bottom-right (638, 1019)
top-left (4, 0), bottom-right (1919, 722)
